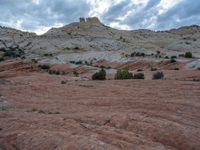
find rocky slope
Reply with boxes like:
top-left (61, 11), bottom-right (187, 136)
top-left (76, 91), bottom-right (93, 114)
top-left (0, 18), bottom-right (200, 150)
top-left (0, 62), bottom-right (200, 149)
top-left (0, 17), bottom-right (200, 64)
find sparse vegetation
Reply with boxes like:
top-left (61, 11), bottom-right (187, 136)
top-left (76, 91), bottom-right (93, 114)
top-left (61, 80), bottom-right (67, 84)
top-left (38, 64), bottom-right (50, 70)
top-left (69, 60), bottom-right (83, 65)
top-left (29, 108), bottom-right (60, 114)
top-left (153, 71), bottom-right (164, 80)
top-left (137, 69), bottom-right (143, 72)
top-left (38, 110), bottom-right (45, 114)
top-left (164, 56), bottom-right (169, 59)
top-left (133, 73), bottom-right (145, 79)
top-left (170, 58), bottom-right (177, 63)
top-left (92, 68), bottom-right (106, 80)
top-left (184, 52), bottom-right (193, 58)
top-left (0, 57), bottom-right (4, 61)
top-left (174, 68), bottom-right (180, 70)
top-left (179, 54), bottom-right (185, 57)
top-left (193, 78), bottom-right (200, 82)
top-left (73, 71), bottom-right (79, 77)
top-left (151, 67), bottom-right (157, 71)
top-left (43, 53), bottom-right (53, 57)
top-left (185, 41), bottom-right (191, 45)
top-left (115, 69), bottom-right (133, 80)
top-left (74, 46), bottom-right (80, 50)
top-left (0, 79), bottom-right (11, 85)
top-left (75, 60), bottom-right (82, 65)
top-left (31, 59), bottom-right (38, 63)
top-left (130, 52), bottom-right (145, 57)
top-left (171, 56), bottom-right (177, 59)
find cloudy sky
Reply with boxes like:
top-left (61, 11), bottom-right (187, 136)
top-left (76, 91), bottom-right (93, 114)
top-left (0, 0), bottom-right (199, 34)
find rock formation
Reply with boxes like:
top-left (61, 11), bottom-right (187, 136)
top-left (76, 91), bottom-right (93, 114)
top-left (79, 17), bottom-right (101, 25)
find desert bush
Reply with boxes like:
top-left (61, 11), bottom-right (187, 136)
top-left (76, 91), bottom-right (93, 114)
top-left (133, 73), bottom-right (145, 79)
top-left (184, 52), bottom-right (192, 58)
top-left (115, 69), bottom-right (133, 80)
top-left (106, 66), bottom-right (111, 69)
top-left (164, 56), bottom-right (169, 59)
top-left (73, 71), bottom-right (79, 77)
top-left (31, 59), bottom-right (38, 63)
top-left (55, 71), bottom-right (60, 75)
top-left (193, 78), bottom-right (200, 82)
top-left (170, 58), bottom-right (177, 63)
top-left (130, 52), bottom-right (145, 57)
top-left (156, 51), bottom-right (161, 54)
top-left (92, 68), bottom-right (106, 80)
top-left (153, 71), bottom-right (164, 80)
top-left (39, 64), bottom-right (50, 70)
top-left (137, 69), bottom-right (143, 72)
top-left (38, 110), bottom-right (45, 114)
top-left (151, 67), bottom-right (157, 71)
top-left (100, 65), bottom-right (106, 69)
top-left (3, 47), bottom-right (24, 58)
top-left (75, 60), bottom-right (82, 65)
top-left (74, 46), bottom-right (80, 50)
top-left (61, 80), bottom-right (67, 84)
top-left (0, 57), bottom-right (4, 61)
top-left (171, 56), bottom-right (177, 59)
top-left (70, 61), bottom-right (75, 64)
top-left (174, 68), bottom-right (179, 70)
top-left (43, 53), bottom-right (53, 57)
top-left (179, 54), bottom-right (185, 57)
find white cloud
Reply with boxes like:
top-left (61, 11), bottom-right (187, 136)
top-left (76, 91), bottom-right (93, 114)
top-left (158, 0), bottom-right (183, 14)
top-left (109, 22), bottom-right (131, 30)
top-left (32, 0), bottom-right (40, 5)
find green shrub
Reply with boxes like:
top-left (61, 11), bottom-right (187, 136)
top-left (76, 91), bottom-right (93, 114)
top-left (92, 68), bottom-right (106, 80)
top-left (115, 69), bottom-right (133, 80)
top-left (133, 73), bottom-right (145, 79)
top-left (184, 52), bottom-right (192, 58)
top-left (153, 71), bottom-right (164, 80)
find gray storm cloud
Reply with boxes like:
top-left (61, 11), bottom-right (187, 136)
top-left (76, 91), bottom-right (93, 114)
top-left (0, 0), bottom-right (199, 34)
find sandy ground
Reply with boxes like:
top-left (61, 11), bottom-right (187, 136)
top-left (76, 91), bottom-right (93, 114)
top-left (0, 60), bottom-right (200, 150)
